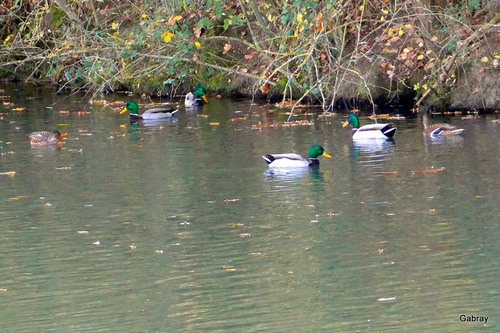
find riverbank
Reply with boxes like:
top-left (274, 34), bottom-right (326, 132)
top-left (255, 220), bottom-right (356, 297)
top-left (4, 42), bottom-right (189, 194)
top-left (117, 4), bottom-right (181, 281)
top-left (1, 1), bottom-right (499, 111)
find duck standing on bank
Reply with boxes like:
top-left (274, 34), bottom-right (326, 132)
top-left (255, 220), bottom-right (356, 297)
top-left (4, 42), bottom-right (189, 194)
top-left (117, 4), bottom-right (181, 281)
top-left (185, 87), bottom-right (208, 107)
top-left (120, 101), bottom-right (178, 120)
top-left (342, 114), bottom-right (396, 139)
top-left (262, 145), bottom-right (332, 168)
top-left (28, 131), bottom-right (67, 145)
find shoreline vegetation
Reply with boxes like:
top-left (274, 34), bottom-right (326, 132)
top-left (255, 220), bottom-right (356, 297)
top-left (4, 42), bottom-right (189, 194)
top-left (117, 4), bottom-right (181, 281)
top-left (0, 1), bottom-right (499, 113)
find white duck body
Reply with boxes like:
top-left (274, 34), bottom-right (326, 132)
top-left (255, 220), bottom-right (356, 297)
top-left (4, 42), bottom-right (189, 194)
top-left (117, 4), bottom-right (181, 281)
top-left (262, 145), bottom-right (332, 168)
top-left (352, 123), bottom-right (396, 139)
top-left (263, 153), bottom-right (311, 168)
top-left (139, 108), bottom-right (178, 120)
top-left (121, 101), bottom-right (177, 120)
top-left (343, 114), bottom-right (396, 139)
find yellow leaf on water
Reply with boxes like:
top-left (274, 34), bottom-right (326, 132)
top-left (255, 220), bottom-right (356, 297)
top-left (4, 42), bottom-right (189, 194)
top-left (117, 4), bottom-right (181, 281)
top-left (194, 41), bottom-right (201, 47)
top-left (481, 56), bottom-right (488, 63)
top-left (431, 35), bottom-right (438, 41)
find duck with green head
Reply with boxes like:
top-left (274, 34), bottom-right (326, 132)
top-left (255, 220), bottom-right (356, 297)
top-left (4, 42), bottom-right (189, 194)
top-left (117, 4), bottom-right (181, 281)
top-left (185, 87), bottom-right (208, 107)
top-left (342, 113), bottom-right (396, 139)
top-left (120, 101), bottom-right (178, 120)
top-left (262, 145), bottom-right (332, 168)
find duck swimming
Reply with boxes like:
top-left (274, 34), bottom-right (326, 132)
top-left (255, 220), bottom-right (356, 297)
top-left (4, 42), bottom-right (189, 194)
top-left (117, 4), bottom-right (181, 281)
top-left (422, 114), bottom-right (464, 137)
top-left (28, 131), bottom-right (67, 145)
top-left (120, 101), bottom-right (178, 120)
top-left (342, 114), bottom-right (396, 139)
top-left (262, 145), bottom-right (332, 168)
top-left (185, 87), bottom-right (208, 107)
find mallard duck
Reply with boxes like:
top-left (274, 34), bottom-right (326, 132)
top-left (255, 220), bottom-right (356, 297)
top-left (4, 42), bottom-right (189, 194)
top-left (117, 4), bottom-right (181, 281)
top-left (262, 145), bottom-right (332, 168)
top-left (342, 114), bottom-right (396, 139)
top-left (422, 114), bottom-right (464, 137)
top-left (185, 87), bottom-right (208, 107)
top-left (28, 131), bottom-right (67, 145)
top-left (120, 101), bottom-right (178, 120)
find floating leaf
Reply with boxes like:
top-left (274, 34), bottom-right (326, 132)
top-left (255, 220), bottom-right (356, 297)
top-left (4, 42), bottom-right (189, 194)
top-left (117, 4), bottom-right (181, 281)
top-left (378, 297), bottom-right (396, 302)
top-left (481, 56), bottom-right (488, 63)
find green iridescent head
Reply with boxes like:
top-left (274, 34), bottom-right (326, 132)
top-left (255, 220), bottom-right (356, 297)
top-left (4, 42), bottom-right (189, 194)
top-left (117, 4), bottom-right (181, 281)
top-left (121, 101), bottom-right (139, 115)
top-left (308, 145), bottom-right (332, 159)
top-left (194, 87), bottom-right (206, 99)
top-left (342, 114), bottom-right (360, 129)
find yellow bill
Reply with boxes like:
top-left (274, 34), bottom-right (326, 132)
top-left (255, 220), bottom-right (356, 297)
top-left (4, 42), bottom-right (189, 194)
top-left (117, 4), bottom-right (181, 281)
top-left (120, 107), bottom-right (128, 114)
top-left (323, 152), bottom-right (332, 158)
top-left (203, 95), bottom-right (208, 103)
top-left (342, 120), bottom-right (349, 128)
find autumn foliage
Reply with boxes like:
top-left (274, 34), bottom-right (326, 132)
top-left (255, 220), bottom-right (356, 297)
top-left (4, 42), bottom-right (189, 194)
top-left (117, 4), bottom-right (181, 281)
top-left (0, 0), bottom-right (498, 109)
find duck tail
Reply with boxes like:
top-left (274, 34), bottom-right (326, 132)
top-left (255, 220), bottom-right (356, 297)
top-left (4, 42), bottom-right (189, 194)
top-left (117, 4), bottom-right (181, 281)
top-left (383, 125), bottom-right (397, 138)
top-left (262, 154), bottom-right (275, 164)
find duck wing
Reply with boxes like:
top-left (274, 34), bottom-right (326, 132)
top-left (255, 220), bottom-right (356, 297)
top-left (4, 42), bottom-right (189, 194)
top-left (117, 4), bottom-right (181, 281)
top-left (28, 131), bottom-right (51, 142)
top-left (427, 123), bottom-right (464, 136)
top-left (263, 153), bottom-right (307, 162)
top-left (141, 108), bottom-right (178, 119)
top-left (357, 123), bottom-right (396, 138)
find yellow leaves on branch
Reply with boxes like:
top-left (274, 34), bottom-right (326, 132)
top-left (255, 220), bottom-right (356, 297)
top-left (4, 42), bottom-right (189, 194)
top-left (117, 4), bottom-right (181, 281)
top-left (161, 31), bottom-right (174, 43)
top-left (167, 15), bottom-right (182, 26)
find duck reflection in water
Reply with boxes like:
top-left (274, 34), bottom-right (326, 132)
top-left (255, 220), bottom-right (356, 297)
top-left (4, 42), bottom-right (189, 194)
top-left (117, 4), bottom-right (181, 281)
top-left (264, 166), bottom-right (325, 185)
top-left (349, 138), bottom-right (396, 174)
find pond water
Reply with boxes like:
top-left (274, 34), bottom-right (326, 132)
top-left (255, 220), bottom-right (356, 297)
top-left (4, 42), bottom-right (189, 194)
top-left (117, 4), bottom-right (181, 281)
top-left (0, 84), bottom-right (499, 332)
